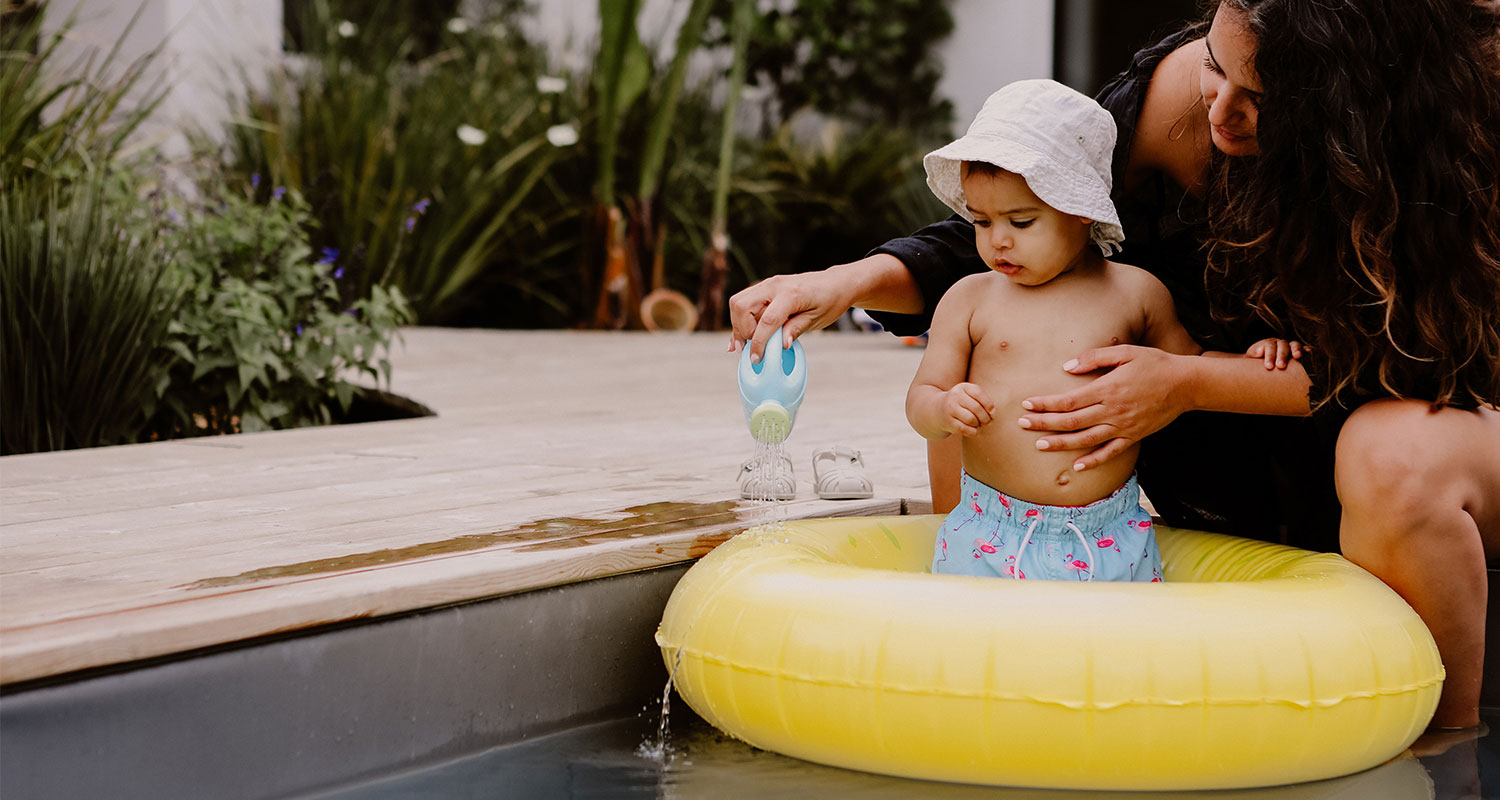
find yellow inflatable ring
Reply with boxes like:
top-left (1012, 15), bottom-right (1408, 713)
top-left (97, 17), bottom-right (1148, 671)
top-left (655, 515), bottom-right (1443, 790)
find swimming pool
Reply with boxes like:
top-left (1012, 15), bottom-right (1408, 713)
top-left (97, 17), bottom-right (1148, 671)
top-left (4, 561), bottom-right (1498, 799)
top-left (317, 703), bottom-right (1498, 799)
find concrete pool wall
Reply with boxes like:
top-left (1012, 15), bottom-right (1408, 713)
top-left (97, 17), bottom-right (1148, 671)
top-left (0, 565), bottom-right (687, 799)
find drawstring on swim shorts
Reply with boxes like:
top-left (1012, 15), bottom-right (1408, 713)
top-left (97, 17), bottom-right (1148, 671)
top-left (1011, 516), bottom-right (1094, 581)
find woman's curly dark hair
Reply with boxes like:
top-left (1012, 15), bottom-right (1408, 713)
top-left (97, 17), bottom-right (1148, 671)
top-left (1206, 0), bottom-right (1500, 410)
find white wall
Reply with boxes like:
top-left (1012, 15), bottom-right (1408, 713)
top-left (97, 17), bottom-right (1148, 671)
top-left (41, 0), bottom-right (282, 157)
top-left (939, 0), bottom-right (1055, 130)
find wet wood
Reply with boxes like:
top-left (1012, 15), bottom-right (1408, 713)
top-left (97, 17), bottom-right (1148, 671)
top-left (0, 329), bottom-right (931, 684)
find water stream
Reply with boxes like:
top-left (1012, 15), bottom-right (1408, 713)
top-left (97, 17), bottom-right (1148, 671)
top-left (641, 433), bottom-right (797, 762)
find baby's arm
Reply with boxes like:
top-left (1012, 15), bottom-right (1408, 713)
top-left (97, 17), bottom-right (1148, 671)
top-left (906, 278), bottom-right (996, 440)
top-left (1136, 271), bottom-right (1202, 356)
top-left (1136, 270), bottom-right (1304, 369)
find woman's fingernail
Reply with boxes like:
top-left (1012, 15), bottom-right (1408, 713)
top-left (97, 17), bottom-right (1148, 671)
top-left (1063, 359), bottom-right (1078, 371)
top-left (750, 352), bottom-right (760, 363)
top-left (1021, 400), bottom-right (1034, 410)
top-left (1017, 418), bottom-right (1031, 429)
top-left (1074, 462), bottom-right (1086, 472)
top-left (1035, 440), bottom-right (1050, 450)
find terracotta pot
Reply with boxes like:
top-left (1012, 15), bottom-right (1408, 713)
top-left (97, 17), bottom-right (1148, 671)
top-left (640, 288), bottom-right (699, 332)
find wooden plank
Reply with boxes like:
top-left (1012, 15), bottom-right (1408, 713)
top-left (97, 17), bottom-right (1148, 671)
top-left (0, 329), bottom-right (933, 684)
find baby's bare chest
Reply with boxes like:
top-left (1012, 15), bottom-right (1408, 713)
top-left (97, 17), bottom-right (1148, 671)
top-left (966, 295), bottom-right (1142, 392)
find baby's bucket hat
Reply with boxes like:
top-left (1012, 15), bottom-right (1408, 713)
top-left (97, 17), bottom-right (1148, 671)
top-left (925, 79), bottom-right (1124, 254)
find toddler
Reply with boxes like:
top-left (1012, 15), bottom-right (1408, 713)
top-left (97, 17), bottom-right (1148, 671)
top-left (907, 80), bottom-right (1295, 582)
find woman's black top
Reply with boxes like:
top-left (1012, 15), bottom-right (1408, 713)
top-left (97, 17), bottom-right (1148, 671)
top-left (865, 25), bottom-right (1345, 552)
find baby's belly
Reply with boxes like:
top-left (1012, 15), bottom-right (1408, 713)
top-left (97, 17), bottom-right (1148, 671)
top-left (960, 378), bottom-right (1140, 507)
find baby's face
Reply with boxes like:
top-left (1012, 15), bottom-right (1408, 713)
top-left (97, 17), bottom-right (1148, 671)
top-left (961, 167), bottom-right (1094, 287)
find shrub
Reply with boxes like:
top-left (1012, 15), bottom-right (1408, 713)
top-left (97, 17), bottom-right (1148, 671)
top-left (705, 0), bottom-right (956, 139)
top-left (0, 5), bottom-right (180, 454)
top-left (144, 178), bottom-right (413, 437)
top-left (225, 2), bottom-right (954, 328)
top-left (226, 0), bottom-right (577, 323)
top-left (0, 4), bottom-right (415, 454)
top-left (0, 170), bottom-right (182, 454)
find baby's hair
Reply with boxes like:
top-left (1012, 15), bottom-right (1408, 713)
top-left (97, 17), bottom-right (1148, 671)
top-left (962, 160), bottom-right (1009, 179)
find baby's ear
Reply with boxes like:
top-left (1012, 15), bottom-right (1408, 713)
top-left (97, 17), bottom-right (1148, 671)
top-left (1078, 216), bottom-right (1094, 226)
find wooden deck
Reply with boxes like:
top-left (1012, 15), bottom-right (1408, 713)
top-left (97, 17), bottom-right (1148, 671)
top-left (0, 329), bottom-right (931, 685)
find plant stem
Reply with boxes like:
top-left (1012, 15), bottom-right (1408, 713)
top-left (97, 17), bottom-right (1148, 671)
top-left (636, 0), bottom-right (713, 200)
top-left (710, 0), bottom-right (751, 241)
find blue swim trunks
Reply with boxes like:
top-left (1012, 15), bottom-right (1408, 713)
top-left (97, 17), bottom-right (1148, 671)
top-left (932, 472), bottom-right (1162, 582)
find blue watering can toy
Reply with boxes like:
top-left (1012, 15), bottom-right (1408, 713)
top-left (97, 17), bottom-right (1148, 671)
top-left (738, 327), bottom-right (807, 444)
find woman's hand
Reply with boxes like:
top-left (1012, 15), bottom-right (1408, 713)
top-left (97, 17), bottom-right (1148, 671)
top-left (1018, 345), bottom-right (1193, 472)
top-left (728, 271), bottom-right (853, 363)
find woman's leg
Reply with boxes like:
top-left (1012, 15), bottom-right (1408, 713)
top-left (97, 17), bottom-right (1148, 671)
top-left (927, 436), bottom-right (961, 515)
top-left (1335, 400), bottom-right (1500, 728)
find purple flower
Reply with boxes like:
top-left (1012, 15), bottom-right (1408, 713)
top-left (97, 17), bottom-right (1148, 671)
top-left (166, 210), bottom-right (182, 223)
top-left (318, 247), bottom-right (339, 264)
top-left (251, 173), bottom-right (261, 189)
top-left (404, 216), bottom-right (416, 232)
top-left (412, 198), bottom-right (431, 214)
top-left (272, 186), bottom-right (286, 201)
top-left (333, 267), bottom-right (345, 279)
top-left (345, 308), bottom-right (360, 318)
top-left (295, 324), bottom-right (304, 336)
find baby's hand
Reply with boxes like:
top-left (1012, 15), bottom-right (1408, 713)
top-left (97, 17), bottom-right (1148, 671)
top-left (1246, 338), bottom-right (1303, 370)
top-left (940, 383), bottom-right (996, 436)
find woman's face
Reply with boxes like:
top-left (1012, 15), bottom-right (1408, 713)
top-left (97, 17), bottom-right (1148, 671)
top-left (1200, 3), bottom-right (1263, 156)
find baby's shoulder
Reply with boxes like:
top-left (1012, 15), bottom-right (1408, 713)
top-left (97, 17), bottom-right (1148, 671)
top-left (1103, 260), bottom-right (1172, 299)
top-left (941, 272), bottom-right (1000, 305)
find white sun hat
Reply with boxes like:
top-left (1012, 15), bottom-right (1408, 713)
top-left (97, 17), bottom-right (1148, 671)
top-left (924, 79), bottom-right (1124, 255)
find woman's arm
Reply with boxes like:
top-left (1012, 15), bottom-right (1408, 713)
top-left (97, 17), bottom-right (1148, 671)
top-left (1019, 346), bottom-right (1313, 471)
top-left (727, 216), bottom-right (982, 362)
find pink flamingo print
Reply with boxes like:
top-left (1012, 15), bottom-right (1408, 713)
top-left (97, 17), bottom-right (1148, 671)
top-left (1065, 557), bottom-right (1092, 580)
top-left (1002, 555), bottom-right (1026, 579)
top-left (952, 492), bottom-right (985, 531)
top-left (1096, 536), bottom-right (1115, 548)
top-left (972, 538), bottom-right (997, 558)
top-left (936, 537), bottom-right (948, 563)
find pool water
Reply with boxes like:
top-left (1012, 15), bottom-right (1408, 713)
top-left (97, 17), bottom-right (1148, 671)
top-left (315, 704), bottom-right (1500, 799)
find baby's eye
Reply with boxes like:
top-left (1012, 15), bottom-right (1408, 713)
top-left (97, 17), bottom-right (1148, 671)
top-left (1011, 219), bottom-right (1035, 229)
top-left (1202, 53), bottom-right (1223, 75)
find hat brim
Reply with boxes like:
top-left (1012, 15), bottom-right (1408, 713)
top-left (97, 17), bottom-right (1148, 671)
top-left (924, 136), bottom-right (1124, 255)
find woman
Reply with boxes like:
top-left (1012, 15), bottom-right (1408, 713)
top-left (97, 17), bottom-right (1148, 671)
top-left (728, 0), bottom-right (1500, 729)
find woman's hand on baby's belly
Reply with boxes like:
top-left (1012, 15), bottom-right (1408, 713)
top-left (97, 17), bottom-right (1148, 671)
top-left (1015, 345), bottom-right (1190, 472)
